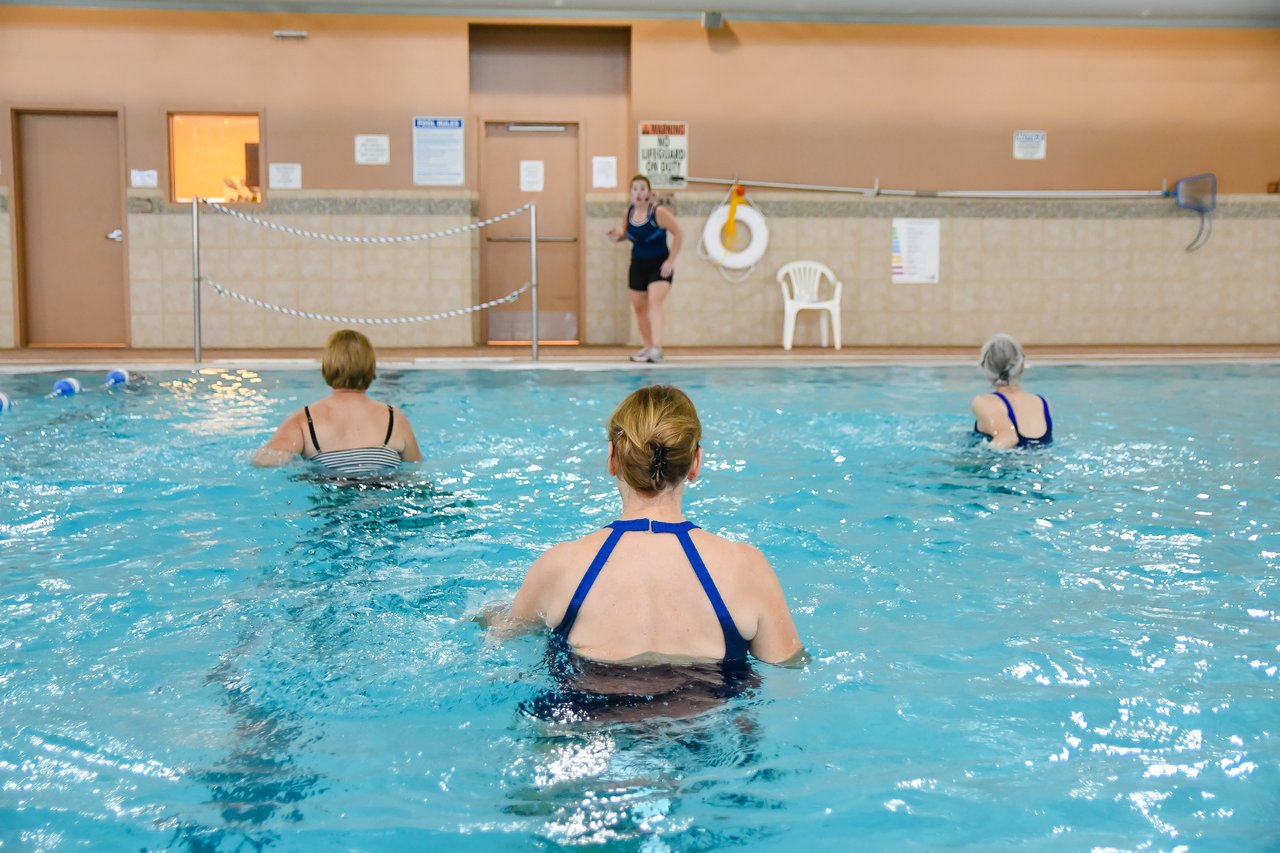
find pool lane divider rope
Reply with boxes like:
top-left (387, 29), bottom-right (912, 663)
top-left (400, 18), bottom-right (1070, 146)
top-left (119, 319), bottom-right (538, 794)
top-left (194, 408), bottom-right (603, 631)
top-left (202, 278), bottom-right (532, 325)
top-left (200, 199), bottom-right (533, 244)
top-left (192, 198), bottom-right (541, 360)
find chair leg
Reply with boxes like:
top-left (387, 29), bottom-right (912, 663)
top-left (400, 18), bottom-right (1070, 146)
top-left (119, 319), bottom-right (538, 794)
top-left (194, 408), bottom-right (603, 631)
top-left (831, 308), bottom-right (841, 350)
top-left (819, 312), bottom-right (829, 348)
top-left (782, 307), bottom-right (796, 350)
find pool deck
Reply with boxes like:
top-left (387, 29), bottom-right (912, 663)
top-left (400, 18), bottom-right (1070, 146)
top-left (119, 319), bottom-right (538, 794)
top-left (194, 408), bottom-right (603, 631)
top-left (1, 343), bottom-right (1278, 373)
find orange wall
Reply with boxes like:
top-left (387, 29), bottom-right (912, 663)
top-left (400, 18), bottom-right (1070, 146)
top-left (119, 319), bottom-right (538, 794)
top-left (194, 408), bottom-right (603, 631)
top-left (0, 7), bottom-right (470, 191)
top-left (630, 21), bottom-right (1280, 193)
top-left (2, 7), bottom-right (1278, 194)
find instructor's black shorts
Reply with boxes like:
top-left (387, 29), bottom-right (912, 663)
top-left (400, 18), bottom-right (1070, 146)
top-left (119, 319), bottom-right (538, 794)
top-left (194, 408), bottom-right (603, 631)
top-left (629, 255), bottom-right (673, 292)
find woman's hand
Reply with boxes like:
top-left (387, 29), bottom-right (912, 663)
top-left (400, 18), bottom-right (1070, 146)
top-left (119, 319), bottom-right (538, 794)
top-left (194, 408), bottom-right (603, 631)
top-left (606, 227), bottom-right (623, 243)
top-left (659, 257), bottom-right (675, 278)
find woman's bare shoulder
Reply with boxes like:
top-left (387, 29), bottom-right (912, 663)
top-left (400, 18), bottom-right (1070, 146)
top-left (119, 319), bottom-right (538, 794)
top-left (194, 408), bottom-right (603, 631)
top-left (691, 529), bottom-right (769, 569)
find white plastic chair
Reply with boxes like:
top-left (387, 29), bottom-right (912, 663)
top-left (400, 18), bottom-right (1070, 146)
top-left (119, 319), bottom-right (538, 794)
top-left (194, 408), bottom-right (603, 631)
top-left (776, 260), bottom-right (843, 350)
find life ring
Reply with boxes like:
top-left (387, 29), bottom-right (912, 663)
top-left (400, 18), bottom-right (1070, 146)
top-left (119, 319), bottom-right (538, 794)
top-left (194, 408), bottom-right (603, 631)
top-left (702, 204), bottom-right (769, 270)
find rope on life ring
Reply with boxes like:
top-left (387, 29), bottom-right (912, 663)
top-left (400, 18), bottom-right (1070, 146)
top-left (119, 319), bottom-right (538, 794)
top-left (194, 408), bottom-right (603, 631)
top-left (699, 185), bottom-right (769, 280)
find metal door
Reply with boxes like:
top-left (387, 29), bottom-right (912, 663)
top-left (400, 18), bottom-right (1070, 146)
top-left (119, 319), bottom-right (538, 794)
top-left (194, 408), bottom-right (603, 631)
top-left (16, 111), bottom-right (129, 347)
top-left (480, 121), bottom-right (580, 343)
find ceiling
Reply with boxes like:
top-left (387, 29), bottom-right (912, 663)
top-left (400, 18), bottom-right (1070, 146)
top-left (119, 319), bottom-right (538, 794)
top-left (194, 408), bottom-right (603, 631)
top-left (20, 0), bottom-right (1280, 27)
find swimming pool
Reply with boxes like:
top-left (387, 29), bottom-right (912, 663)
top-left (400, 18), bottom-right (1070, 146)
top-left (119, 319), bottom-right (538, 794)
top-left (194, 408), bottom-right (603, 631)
top-left (1, 363), bottom-right (1276, 850)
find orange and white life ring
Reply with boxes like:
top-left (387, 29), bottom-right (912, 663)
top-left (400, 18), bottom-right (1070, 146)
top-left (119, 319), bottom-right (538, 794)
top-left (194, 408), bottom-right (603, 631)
top-left (701, 204), bottom-right (769, 270)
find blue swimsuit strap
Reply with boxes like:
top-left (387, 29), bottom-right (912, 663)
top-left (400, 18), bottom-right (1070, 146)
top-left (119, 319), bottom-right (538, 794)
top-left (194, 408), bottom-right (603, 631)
top-left (554, 519), bottom-right (646, 638)
top-left (304, 406), bottom-right (321, 452)
top-left (991, 391), bottom-right (1020, 431)
top-left (554, 519), bottom-right (749, 661)
top-left (651, 520), bottom-right (749, 661)
top-left (1037, 395), bottom-right (1053, 433)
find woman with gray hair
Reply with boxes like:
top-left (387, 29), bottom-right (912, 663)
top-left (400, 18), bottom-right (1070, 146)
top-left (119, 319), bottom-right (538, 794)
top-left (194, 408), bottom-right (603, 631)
top-left (971, 333), bottom-right (1053, 449)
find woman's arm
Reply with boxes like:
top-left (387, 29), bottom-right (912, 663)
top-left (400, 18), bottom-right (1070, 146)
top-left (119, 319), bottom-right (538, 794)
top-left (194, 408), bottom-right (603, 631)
top-left (971, 395), bottom-right (1018, 449)
top-left (489, 544), bottom-right (569, 639)
top-left (741, 547), bottom-right (807, 666)
top-left (655, 205), bottom-right (683, 278)
top-left (252, 409), bottom-right (305, 466)
top-left (394, 406), bottom-right (424, 462)
top-left (606, 211), bottom-right (630, 243)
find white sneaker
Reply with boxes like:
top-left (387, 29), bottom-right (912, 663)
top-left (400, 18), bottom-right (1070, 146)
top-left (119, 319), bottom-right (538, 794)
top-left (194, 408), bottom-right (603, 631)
top-left (629, 347), bottom-right (652, 363)
top-left (645, 347), bottom-right (664, 363)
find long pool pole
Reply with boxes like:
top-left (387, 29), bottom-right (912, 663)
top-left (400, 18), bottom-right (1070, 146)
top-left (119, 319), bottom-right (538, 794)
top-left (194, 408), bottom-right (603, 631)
top-left (529, 203), bottom-right (539, 362)
top-left (191, 197), bottom-right (202, 363)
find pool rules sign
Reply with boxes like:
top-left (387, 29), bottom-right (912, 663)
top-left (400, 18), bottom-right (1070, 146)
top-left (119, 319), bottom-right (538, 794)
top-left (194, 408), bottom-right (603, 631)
top-left (638, 121), bottom-right (688, 189)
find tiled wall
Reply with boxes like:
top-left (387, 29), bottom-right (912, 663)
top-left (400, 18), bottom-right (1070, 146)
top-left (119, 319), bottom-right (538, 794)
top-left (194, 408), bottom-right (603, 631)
top-left (586, 192), bottom-right (1280, 347)
top-left (3, 188), bottom-right (1276, 350)
top-left (125, 189), bottom-right (480, 349)
top-left (0, 188), bottom-right (12, 348)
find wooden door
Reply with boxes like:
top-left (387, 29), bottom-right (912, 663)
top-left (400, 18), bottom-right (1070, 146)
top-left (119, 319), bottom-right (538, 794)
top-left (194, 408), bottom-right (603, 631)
top-left (480, 122), bottom-right (580, 343)
top-left (16, 111), bottom-right (129, 347)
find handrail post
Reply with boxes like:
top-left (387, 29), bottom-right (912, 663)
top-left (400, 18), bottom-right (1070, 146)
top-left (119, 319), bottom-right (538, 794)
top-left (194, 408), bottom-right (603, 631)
top-left (529, 203), bottom-right (539, 362)
top-left (191, 197), bottom-right (202, 363)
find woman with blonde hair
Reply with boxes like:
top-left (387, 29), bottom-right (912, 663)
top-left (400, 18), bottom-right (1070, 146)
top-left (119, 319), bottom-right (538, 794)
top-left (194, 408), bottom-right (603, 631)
top-left (505, 385), bottom-right (804, 670)
top-left (254, 329), bottom-right (422, 475)
top-left (971, 333), bottom-right (1053, 449)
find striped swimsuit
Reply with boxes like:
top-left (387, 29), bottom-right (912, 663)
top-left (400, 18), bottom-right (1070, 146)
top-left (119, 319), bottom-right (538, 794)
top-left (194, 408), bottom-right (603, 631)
top-left (304, 404), bottom-right (402, 476)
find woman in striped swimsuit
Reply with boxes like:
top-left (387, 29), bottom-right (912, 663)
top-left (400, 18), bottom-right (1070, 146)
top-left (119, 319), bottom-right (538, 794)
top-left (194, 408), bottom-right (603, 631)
top-left (254, 329), bottom-right (422, 476)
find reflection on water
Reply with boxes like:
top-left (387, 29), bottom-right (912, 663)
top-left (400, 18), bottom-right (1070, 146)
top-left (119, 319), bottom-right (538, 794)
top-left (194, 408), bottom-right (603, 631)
top-left (155, 472), bottom-right (484, 849)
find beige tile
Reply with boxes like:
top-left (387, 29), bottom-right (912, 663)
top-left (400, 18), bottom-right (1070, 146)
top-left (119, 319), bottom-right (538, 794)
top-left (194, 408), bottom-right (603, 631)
top-left (131, 313), bottom-right (164, 347)
top-left (130, 279), bottom-right (164, 314)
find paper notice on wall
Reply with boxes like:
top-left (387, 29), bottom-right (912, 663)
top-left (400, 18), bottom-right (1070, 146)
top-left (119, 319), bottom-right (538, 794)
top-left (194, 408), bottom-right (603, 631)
top-left (268, 163), bottom-right (303, 190)
top-left (592, 156), bottom-right (618, 189)
top-left (637, 121), bottom-right (688, 189)
top-left (130, 169), bottom-right (159, 188)
top-left (355, 134), bottom-right (391, 165)
top-left (1013, 130), bottom-right (1047, 160)
top-left (412, 117), bottom-right (465, 186)
top-left (520, 160), bottom-right (545, 192)
top-left (891, 218), bottom-right (941, 284)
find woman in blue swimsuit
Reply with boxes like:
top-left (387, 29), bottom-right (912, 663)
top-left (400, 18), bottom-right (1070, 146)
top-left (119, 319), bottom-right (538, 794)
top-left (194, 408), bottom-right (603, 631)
top-left (971, 333), bottom-right (1054, 449)
top-left (502, 385), bottom-right (805, 668)
top-left (254, 329), bottom-right (422, 475)
top-left (607, 175), bottom-right (684, 364)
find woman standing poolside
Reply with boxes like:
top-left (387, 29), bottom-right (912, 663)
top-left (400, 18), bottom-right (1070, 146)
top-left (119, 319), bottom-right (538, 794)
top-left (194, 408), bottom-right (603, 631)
top-left (504, 385), bottom-right (805, 667)
top-left (254, 329), bottom-right (422, 475)
top-left (607, 175), bottom-right (684, 364)
top-left (971, 333), bottom-right (1053, 449)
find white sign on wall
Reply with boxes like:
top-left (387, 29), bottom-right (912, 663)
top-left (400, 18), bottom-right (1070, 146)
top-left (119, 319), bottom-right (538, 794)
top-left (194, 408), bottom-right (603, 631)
top-left (520, 160), bottom-right (545, 192)
top-left (355, 134), bottom-right (391, 165)
top-left (130, 169), bottom-right (159, 188)
top-left (637, 121), bottom-right (688, 189)
top-left (592, 156), bottom-right (618, 189)
top-left (1013, 130), bottom-right (1047, 160)
top-left (412, 117), bottom-right (465, 186)
top-left (268, 163), bottom-right (303, 190)
top-left (891, 218), bottom-right (941, 284)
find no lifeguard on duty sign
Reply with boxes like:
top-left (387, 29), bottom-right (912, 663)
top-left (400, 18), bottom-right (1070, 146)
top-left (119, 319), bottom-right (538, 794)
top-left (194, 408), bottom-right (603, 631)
top-left (638, 121), bottom-right (688, 190)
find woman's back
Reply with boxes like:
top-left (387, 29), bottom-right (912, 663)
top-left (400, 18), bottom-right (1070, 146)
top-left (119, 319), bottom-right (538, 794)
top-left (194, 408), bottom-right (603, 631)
top-left (505, 384), bottom-right (804, 667)
top-left (543, 524), bottom-right (762, 663)
top-left (304, 393), bottom-right (403, 454)
top-left (972, 387), bottom-right (1051, 444)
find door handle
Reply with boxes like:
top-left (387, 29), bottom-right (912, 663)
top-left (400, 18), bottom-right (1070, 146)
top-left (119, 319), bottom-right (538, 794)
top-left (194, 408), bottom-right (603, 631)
top-left (105, 229), bottom-right (124, 242)
top-left (486, 235), bottom-right (577, 243)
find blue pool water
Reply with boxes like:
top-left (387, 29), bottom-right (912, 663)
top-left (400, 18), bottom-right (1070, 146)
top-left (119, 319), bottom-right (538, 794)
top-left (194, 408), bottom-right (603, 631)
top-left (1, 363), bottom-right (1277, 851)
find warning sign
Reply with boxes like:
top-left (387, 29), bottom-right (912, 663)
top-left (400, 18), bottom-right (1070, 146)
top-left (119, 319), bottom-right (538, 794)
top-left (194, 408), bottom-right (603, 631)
top-left (638, 121), bottom-right (688, 190)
